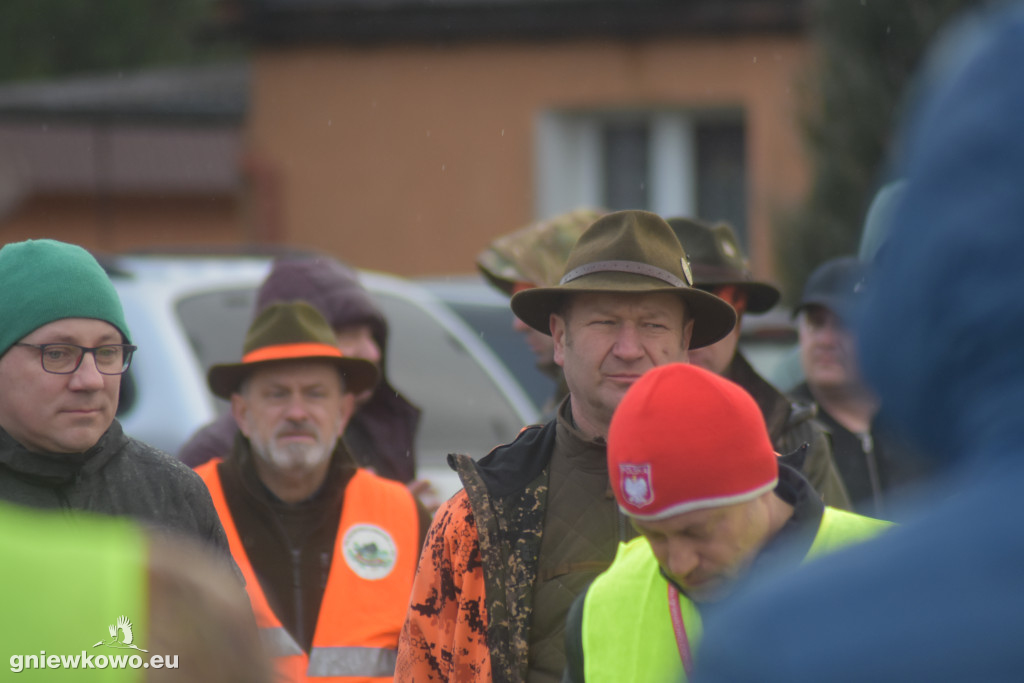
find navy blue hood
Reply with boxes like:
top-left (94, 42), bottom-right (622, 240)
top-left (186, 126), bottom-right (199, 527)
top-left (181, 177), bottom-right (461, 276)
top-left (858, 4), bottom-right (1024, 466)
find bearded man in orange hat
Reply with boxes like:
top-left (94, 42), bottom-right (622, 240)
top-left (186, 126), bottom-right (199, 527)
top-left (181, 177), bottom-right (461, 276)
top-left (195, 301), bottom-right (431, 682)
top-left (563, 363), bottom-right (890, 683)
top-left (396, 210), bottom-right (739, 682)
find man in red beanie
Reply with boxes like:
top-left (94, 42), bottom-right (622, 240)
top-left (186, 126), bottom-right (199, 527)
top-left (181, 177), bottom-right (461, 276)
top-left (563, 363), bottom-right (890, 683)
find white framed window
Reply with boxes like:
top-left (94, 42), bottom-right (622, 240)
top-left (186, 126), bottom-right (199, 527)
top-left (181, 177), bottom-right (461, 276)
top-left (535, 108), bottom-right (748, 247)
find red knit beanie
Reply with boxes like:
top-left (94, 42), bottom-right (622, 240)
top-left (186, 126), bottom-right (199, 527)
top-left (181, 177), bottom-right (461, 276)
top-left (608, 363), bottom-right (779, 521)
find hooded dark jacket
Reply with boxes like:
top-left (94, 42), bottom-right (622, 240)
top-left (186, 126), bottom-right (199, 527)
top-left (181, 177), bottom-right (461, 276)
top-left (179, 257), bottom-right (420, 483)
top-left (790, 381), bottom-right (930, 519)
top-left (694, 7), bottom-right (1024, 680)
top-left (0, 419), bottom-right (230, 554)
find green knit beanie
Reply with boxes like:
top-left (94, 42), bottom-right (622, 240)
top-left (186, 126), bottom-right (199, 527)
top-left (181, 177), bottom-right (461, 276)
top-left (0, 239), bottom-right (131, 358)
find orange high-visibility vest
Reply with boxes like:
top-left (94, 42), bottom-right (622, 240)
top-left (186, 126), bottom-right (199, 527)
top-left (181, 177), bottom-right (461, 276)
top-left (197, 460), bottom-right (419, 682)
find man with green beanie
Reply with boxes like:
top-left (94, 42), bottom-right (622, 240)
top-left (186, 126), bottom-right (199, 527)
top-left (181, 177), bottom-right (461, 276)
top-left (476, 208), bottom-right (605, 419)
top-left (667, 217), bottom-right (851, 511)
top-left (0, 239), bottom-right (230, 555)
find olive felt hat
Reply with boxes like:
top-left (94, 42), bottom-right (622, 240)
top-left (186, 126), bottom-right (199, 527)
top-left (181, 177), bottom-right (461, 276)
top-left (510, 210), bottom-right (737, 349)
top-left (667, 217), bottom-right (781, 314)
top-left (207, 301), bottom-right (379, 400)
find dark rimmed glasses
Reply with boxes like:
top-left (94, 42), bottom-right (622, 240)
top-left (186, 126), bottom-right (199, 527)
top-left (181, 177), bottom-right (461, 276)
top-left (15, 343), bottom-right (138, 375)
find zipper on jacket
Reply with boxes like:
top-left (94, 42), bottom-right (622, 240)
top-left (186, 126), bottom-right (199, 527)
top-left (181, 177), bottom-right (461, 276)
top-left (860, 432), bottom-right (885, 517)
top-left (291, 547), bottom-right (305, 650)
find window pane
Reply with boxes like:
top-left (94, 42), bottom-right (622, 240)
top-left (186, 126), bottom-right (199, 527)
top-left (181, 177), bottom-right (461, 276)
top-left (603, 122), bottom-right (649, 210)
top-left (696, 120), bottom-right (748, 247)
top-left (370, 292), bottom-right (528, 470)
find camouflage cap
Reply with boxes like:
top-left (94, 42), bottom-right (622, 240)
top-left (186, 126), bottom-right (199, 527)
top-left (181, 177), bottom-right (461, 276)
top-left (476, 208), bottom-right (606, 295)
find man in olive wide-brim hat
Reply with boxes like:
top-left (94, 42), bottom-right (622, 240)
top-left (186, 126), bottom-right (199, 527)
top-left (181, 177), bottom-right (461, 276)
top-left (195, 301), bottom-right (430, 680)
top-left (396, 210), bottom-right (737, 682)
top-left (668, 217), bottom-right (852, 511)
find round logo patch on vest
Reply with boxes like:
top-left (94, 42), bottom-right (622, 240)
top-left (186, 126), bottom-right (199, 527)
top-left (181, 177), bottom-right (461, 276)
top-left (342, 524), bottom-right (398, 580)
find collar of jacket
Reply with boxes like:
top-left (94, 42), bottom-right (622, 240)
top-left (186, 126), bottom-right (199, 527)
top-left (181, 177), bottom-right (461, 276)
top-left (0, 421), bottom-right (123, 487)
top-left (724, 351), bottom-right (793, 440)
top-left (748, 463), bottom-right (826, 574)
top-left (452, 396), bottom-right (603, 499)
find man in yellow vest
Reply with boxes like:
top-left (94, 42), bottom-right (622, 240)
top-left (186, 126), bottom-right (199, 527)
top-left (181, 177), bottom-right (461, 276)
top-left (1, 500), bottom-right (272, 683)
top-left (196, 301), bottom-right (430, 682)
top-left (563, 363), bottom-right (890, 682)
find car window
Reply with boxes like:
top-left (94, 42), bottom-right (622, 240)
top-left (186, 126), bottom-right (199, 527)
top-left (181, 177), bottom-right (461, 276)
top-left (371, 292), bottom-right (529, 470)
top-left (177, 287), bottom-right (257, 373)
top-left (440, 300), bottom-right (554, 410)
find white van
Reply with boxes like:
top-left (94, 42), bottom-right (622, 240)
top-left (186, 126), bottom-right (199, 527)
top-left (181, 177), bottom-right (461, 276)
top-left (106, 253), bottom-right (540, 501)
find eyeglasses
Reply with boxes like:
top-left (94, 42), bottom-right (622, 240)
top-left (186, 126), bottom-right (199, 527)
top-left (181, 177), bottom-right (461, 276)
top-left (15, 343), bottom-right (138, 375)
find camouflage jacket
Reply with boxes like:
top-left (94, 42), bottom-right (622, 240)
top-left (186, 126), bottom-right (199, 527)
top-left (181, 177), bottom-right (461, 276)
top-left (396, 421), bottom-right (558, 683)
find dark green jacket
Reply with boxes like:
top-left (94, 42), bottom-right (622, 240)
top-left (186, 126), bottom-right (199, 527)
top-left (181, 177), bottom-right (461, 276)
top-left (725, 352), bottom-right (852, 510)
top-left (0, 420), bottom-right (230, 553)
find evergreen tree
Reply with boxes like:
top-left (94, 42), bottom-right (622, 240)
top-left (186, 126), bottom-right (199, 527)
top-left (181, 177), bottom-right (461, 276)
top-left (0, 0), bottom-right (241, 83)
top-left (776, 0), bottom-right (987, 299)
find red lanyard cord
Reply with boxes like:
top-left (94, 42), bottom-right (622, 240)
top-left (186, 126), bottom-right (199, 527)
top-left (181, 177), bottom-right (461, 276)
top-left (667, 584), bottom-right (693, 677)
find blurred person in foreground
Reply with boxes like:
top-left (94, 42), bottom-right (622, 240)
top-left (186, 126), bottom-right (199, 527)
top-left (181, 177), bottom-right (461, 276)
top-left (476, 208), bottom-right (605, 419)
top-left (694, 4), bottom-right (1024, 680)
top-left (396, 210), bottom-right (738, 682)
top-left (669, 217), bottom-right (851, 510)
top-left (563, 363), bottom-right (889, 682)
top-left (0, 239), bottom-right (229, 554)
top-left (179, 256), bottom-right (429, 501)
top-left (195, 301), bottom-right (430, 681)
top-left (790, 256), bottom-right (929, 518)
top-left (2, 501), bottom-right (271, 683)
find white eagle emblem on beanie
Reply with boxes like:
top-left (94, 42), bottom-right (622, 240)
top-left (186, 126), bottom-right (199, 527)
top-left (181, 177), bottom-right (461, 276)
top-left (620, 463), bottom-right (654, 507)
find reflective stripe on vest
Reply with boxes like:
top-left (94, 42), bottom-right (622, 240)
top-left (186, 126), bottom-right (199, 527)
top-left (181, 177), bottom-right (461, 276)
top-left (197, 461), bottom-right (419, 682)
top-left (263, 626), bottom-right (305, 658)
top-left (307, 646), bottom-right (398, 677)
top-left (581, 507), bottom-right (893, 682)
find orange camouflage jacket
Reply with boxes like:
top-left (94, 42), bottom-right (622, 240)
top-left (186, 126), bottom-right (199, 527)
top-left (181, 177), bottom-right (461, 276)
top-left (396, 422), bottom-right (557, 683)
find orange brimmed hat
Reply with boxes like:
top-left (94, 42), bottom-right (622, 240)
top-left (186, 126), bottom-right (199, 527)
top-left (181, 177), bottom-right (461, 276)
top-left (207, 301), bottom-right (379, 399)
top-left (608, 363), bottom-right (779, 521)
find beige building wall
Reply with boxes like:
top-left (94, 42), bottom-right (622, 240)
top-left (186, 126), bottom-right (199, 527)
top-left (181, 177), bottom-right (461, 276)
top-left (248, 35), bottom-right (811, 279)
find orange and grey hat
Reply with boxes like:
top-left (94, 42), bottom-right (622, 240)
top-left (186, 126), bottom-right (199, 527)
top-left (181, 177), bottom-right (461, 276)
top-left (667, 217), bottom-right (781, 314)
top-left (510, 210), bottom-right (737, 349)
top-left (207, 301), bottom-right (379, 400)
top-left (608, 363), bottom-right (779, 521)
